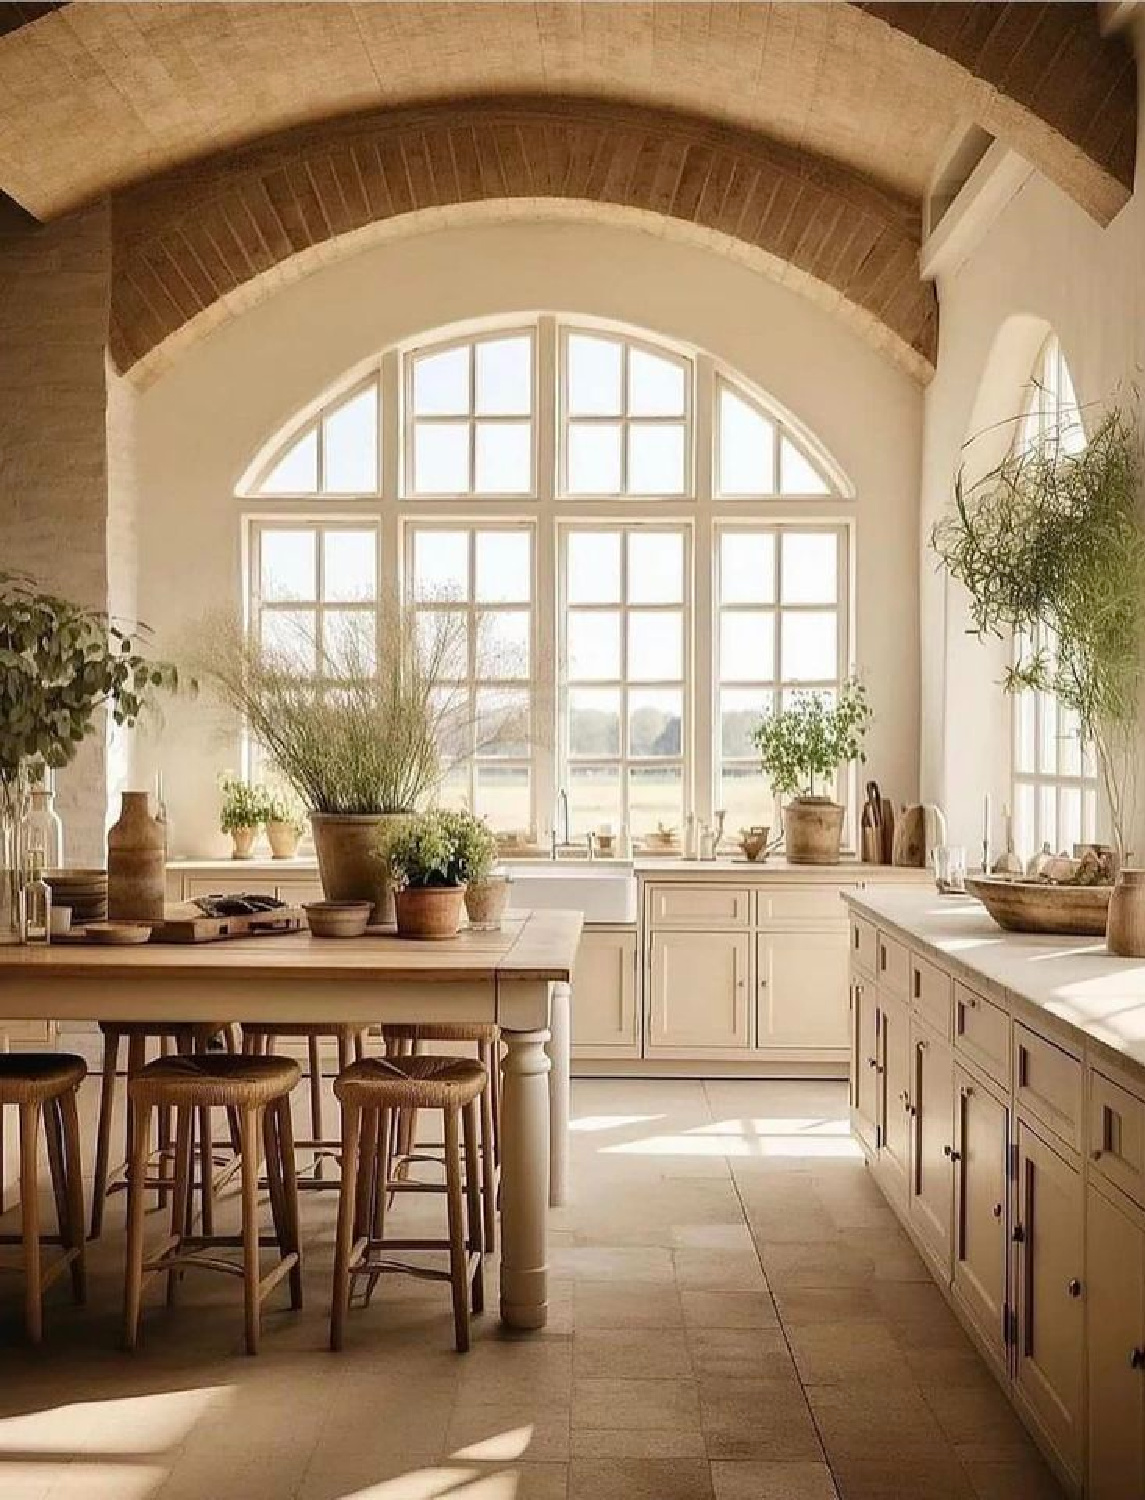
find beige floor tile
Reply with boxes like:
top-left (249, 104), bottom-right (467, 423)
top-left (457, 1462), bottom-right (570, 1500)
top-left (573, 1280), bottom-right (685, 1329)
top-left (569, 1428), bottom-right (708, 1459)
top-left (568, 1458), bottom-right (714, 1500)
top-left (571, 1377), bottom-right (701, 1432)
top-left (787, 1320), bottom-right (916, 1387)
top-left (771, 1284), bottom-right (882, 1326)
top-left (686, 1326), bottom-right (798, 1381)
top-left (445, 1405), bottom-right (572, 1463)
top-left (699, 1377), bottom-right (824, 1462)
top-left (573, 1327), bottom-right (693, 1379)
top-left (550, 1246), bottom-right (676, 1284)
top-left (804, 1384), bottom-right (955, 1465)
top-left (931, 1386), bottom-right (1048, 1460)
top-left (962, 1453), bottom-right (1068, 1500)
top-left (711, 1460), bottom-right (839, 1500)
top-left (829, 1454), bottom-right (976, 1500)
top-left (680, 1289), bottom-right (779, 1329)
top-left (673, 1248), bottom-right (768, 1291)
top-left (757, 1239), bottom-right (876, 1290)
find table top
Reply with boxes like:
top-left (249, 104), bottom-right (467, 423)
top-left (0, 908), bottom-right (583, 986)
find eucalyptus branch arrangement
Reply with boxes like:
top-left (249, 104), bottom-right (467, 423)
top-left (932, 403), bottom-right (1145, 860)
top-left (752, 679), bottom-right (871, 800)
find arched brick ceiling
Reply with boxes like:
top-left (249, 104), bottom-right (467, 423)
top-left (0, 2), bottom-right (1132, 225)
top-left (108, 98), bottom-right (937, 384)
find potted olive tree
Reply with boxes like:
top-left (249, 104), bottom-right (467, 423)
top-left (752, 679), bottom-right (871, 865)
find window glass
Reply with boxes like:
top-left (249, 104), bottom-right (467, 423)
top-left (323, 388), bottom-right (378, 492)
top-left (409, 333), bottom-right (534, 497)
top-left (260, 429), bottom-right (318, 495)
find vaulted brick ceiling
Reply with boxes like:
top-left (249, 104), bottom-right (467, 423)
top-left (0, 2), bottom-right (1133, 382)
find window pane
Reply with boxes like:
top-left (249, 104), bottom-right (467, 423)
top-left (1039, 783), bottom-right (1057, 851)
top-left (260, 429), bottom-right (318, 495)
top-left (628, 531), bottom-right (684, 604)
top-left (477, 687), bottom-right (530, 758)
top-left (1060, 786), bottom-right (1082, 853)
top-left (569, 764), bottom-right (621, 835)
top-left (780, 434), bottom-right (830, 495)
top-left (1014, 690), bottom-right (1037, 774)
top-left (476, 530), bottom-right (531, 604)
top-left (569, 688), bottom-right (621, 757)
top-left (475, 336), bottom-right (531, 416)
top-left (434, 762), bottom-right (472, 813)
top-left (718, 388), bottom-right (775, 495)
top-left (475, 421), bottom-right (531, 494)
top-left (629, 764), bottom-right (683, 837)
top-left (628, 348), bottom-right (685, 416)
top-left (721, 689), bottom-right (771, 758)
top-left (323, 530), bottom-right (376, 603)
top-left (413, 530), bottom-right (468, 600)
top-left (478, 610), bottom-right (530, 680)
top-left (1058, 705), bottom-right (1082, 776)
top-left (568, 611), bottom-right (621, 682)
top-left (323, 388), bottom-right (378, 492)
top-left (721, 766), bottom-right (774, 834)
top-left (628, 611), bottom-right (682, 682)
top-left (475, 764), bottom-right (530, 832)
top-left (1038, 694), bottom-right (1057, 774)
top-left (568, 531), bottom-right (621, 604)
top-left (781, 611), bottom-right (837, 681)
top-left (1015, 782), bottom-right (1037, 860)
top-left (414, 422), bottom-right (469, 494)
top-left (568, 423), bottom-right (622, 494)
top-left (323, 610), bottom-right (376, 675)
top-left (629, 688), bottom-right (682, 756)
top-left (567, 334), bottom-right (622, 416)
top-left (261, 529), bottom-right (316, 602)
top-left (413, 345), bottom-right (469, 415)
top-left (721, 611), bottom-right (775, 683)
top-left (430, 685), bottom-right (471, 762)
top-left (628, 423), bottom-right (685, 495)
top-left (781, 533), bottom-right (837, 605)
top-left (261, 610), bottom-right (317, 674)
top-left (720, 531), bottom-right (775, 605)
top-left (417, 610), bottom-right (467, 681)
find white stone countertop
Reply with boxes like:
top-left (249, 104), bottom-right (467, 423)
top-left (843, 884), bottom-right (1145, 1074)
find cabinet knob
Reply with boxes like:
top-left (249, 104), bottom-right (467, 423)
top-left (1131, 1348), bottom-right (1145, 1370)
top-left (1067, 1279), bottom-right (1082, 1299)
top-left (1012, 1224), bottom-right (1025, 1244)
top-left (943, 1145), bottom-right (961, 1162)
top-left (758, 977), bottom-right (768, 989)
top-left (992, 1203), bottom-right (1003, 1219)
top-left (868, 1057), bottom-right (878, 1069)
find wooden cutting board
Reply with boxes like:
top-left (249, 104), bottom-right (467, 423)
top-left (146, 905), bottom-right (306, 944)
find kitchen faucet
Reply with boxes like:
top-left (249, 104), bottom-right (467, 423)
top-left (552, 788), bottom-right (570, 859)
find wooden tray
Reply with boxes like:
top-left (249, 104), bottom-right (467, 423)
top-left (148, 905), bottom-right (306, 944)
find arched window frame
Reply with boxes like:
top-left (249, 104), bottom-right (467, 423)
top-left (239, 313), bottom-right (855, 845)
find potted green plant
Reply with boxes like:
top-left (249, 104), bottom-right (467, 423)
top-left (453, 811), bottom-right (507, 931)
top-left (264, 789), bottom-right (307, 860)
top-left (377, 810), bottom-right (469, 940)
top-left (0, 572), bottom-right (178, 941)
top-left (752, 679), bottom-right (871, 864)
top-left (218, 774), bottom-right (269, 859)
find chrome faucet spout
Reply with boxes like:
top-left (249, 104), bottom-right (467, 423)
top-left (553, 788), bottom-right (570, 859)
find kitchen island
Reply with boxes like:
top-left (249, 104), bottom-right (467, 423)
top-left (0, 908), bottom-right (582, 1332)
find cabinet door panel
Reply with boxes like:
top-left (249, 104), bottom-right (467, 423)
top-left (571, 929), bottom-right (638, 1058)
top-left (852, 974), bottom-right (879, 1156)
top-left (1086, 1183), bottom-right (1145, 1500)
top-left (909, 1017), bottom-right (954, 1276)
top-left (952, 1067), bottom-right (1009, 1362)
top-left (1014, 1122), bottom-right (1085, 1481)
top-left (877, 992), bottom-right (911, 1206)
top-left (757, 930), bottom-right (849, 1052)
top-left (647, 931), bottom-right (750, 1052)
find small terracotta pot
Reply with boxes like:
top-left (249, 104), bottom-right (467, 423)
top-left (465, 875), bottom-right (509, 931)
top-left (229, 825), bottom-right (257, 860)
top-left (266, 820), bottom-right (302, 860)
top-left (1107, 868), bottom-right (1145, 957)
top-left (395, 884), bottom-right (466, 941)
top-left (783, 798), bottom-right (845, 865)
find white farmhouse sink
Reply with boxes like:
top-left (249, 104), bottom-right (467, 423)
top-left (503, 860), bottom-right (637, 924)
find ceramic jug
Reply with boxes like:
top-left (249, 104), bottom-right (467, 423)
top-left (107, 791), bottom-right (166, 922)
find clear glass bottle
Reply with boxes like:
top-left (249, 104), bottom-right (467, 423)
top-left (22, 850), bottom-right (51, 945)
top-left (23, 779), bottom-right (64, 870)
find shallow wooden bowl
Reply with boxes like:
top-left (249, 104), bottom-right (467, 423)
top-left (966, 875), bottom-right (1113, 937)
top-left (303, 901), bottom-right (372, 938)
top-left (81, 922), bottom-right (152, 946)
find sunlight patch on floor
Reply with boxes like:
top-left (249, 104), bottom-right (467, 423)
top-left (450, 1425), bottom-right (534, 1461)
top-left (601, 1113), bottom-right (863, 1159)
top-left (0, 1386), bottom-right (230, 1455)
top-left (569, 1114), bottom-right (664, 1133)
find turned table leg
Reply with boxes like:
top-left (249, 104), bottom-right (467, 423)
top-left (547, 982), bottom-right (570, 1209)
top-left (499, 1025), bottom-right (551, 1330)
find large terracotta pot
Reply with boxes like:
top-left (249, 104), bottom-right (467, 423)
top-left (395, 884), bottom-right (466, 940)
top-left (310, 812), bottom-right (405, 925)
top-left (783, 797), bottom-right (845, 865)
top-left (108, 790), bottom-right (166, 921)
top-left (1107, 868), bottom-right (1145, 957)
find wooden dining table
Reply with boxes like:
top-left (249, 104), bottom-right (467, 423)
top-left (0, 907), bottom-right (583, 1332)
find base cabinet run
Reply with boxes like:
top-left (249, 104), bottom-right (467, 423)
top-left (848, 907), bottom-right (1145, 1498)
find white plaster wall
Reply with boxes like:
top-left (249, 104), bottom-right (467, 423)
top-left (919, 14), bottom-right (1145, 857)
top-left (131, 217), bottom-right (922, 856)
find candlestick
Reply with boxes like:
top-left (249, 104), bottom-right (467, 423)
top-left (982, 793), bottom-right (992, 873)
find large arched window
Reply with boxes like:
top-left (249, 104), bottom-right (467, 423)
top-left (1011, 335), bottom-right (1096, 859)
top-left (240, 316), bottom-right (853, 842)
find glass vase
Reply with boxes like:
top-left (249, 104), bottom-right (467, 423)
top-left (0, 765), bottom-right (29, 945)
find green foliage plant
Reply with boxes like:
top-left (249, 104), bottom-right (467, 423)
top-left (264, 788), bottom-right (307, 835)
top-left (217, 774), bottom-right (271, 832)
top-left (752, 678), bottom-right (871, 800)
top-left (445, 809), bottom-right (499, 885)
top-left (377, 808), bottom-right (499, 890)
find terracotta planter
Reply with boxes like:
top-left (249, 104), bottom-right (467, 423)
top-left (108, 791), bottom-right (166, 922)
top-left (465, 875), bottom-right (509, 931)
top-left (310, 811), bottom-right (404, 925)
top-left (1107, 868), bottom-right (1145, 956)
top-left (395, 884), bottom-right (466, 940)
top-left (266, 820), bottom-right (302, 860)
top-left (782, 797), bottom-right (845, 865)
top-left (229, 825), bottom-right (257, 860)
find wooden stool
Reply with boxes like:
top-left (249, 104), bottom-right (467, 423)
top-left (123, 1054), bottom-right (302, 1355)
top-left (241, 1022), bottom-right (365, 1187)
top-left (91, 1020), bottom-right (239, 1240)
top-left (382, 1022), bottom-right (500, 1251)
top-left (0, 1054), bottom-right (87, 1343)
top-left (331, 1055), bottom-right (486, 1354)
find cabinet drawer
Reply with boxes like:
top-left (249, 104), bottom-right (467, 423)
top-left (954, 981), bottom-right (1009, 1086)
top-left (648, 884), bottom-right (750, 929)
top-left (876, 932), bottom-right (909, 998)
top-left (757, 886), bottom-right (846, 927)
top-left (911, 953), bottom-right (952, 1039)
top-left (1014, 1023), bottom-right (1083, 1152)
top-left (850, 915), bottom-right (877, 978)
top-left (1090, 1069), bottom-right (1145, 1209)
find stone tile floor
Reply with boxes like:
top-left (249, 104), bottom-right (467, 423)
top-left (0, 1076), bottom-right (1066, 1500)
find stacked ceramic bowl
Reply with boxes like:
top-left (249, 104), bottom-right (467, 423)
top-left (44, 869), bottom-right (109, 928)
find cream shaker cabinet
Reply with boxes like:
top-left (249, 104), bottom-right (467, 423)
top-left (908, 1015), bottom-right (954, 1276)
top-left (646, 929), bottom-right (751, 1054)
top-left (850, 975), bottom-right (880, 1156)
top-left (876, 990), bottom-right (912, 1208)
top-left (1086, 1181), bottom-right (1145, 1500)
top-left (570, 927), bottom-right (640, 1059)
top-left (951, 1065), bottom-right (1011, 1365)
top-left (756, 928), bottom-right (850, 1052)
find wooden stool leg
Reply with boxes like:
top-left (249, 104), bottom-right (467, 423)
top-left (444, 1107), bottom-right (470, 1353)
top-left (463, 1097), bottom-right (484, 1316)
top-left (123, 1096), bottom-right (152, 1351)
top-left (91, 1027), bottom-right (120, 1239)
top-left (276, 1096), bottom-right (303, 1310)
top-left (167, 1104), bottom-right (194, 1307)
top-left (42, 1097), bottom-right (79, 1303)
top-left (353, 1106), bottom-right (376, 1242)
top-left (307, 1034), bottom-right (324, 1180)
top-left (491, 1033), bottom-right (502, 1167)
top-left (157, 1035), bottom-right (173, 1197)
top-left (364, 1106), bottom-right (390, 1308)
top-left (478, 1043), bottom-right (497, 1253)
top-left (58, 1086), bottom-right (87, 1305)
top-left (330, 1101), bottom-right (362, 1352)
top-left (239, 1106), bottom-right (263, 1355)
top-left (198, 1102), bottom-right (214, 1236)
top-left (353, 1031), bottom-right (365, 1062)
top-left (19, 1102), bottom-right (43, 1343)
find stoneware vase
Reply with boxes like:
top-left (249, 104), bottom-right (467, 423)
top-left (395, 884), bottom-right (466, 941)
top-left (1106, 868), bottom-right (1145, 957)
top-left (783, 797), bottom-right (845, 865)
top-left (229, 825), bottom-right (257, 860)
top-left (266, 820), bottom-right (301, 860)
top-left (107, 790), bottom-right (166, 922)
top-left (465, 875), bottom-right (509, 931)
top-left (311, 811), bottom-right (402, 925)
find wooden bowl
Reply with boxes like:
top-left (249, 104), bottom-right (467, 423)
top-left (966, 875), bottom-right (1113, 937)
top-left (303, 901), bottom-right (372, 938)
top-left (82, 922), bottom-right (152, 946)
